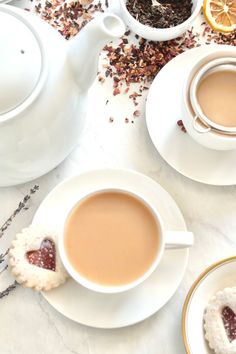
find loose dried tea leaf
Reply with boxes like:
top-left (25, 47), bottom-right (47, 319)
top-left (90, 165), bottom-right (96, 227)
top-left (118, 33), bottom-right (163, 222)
top-left (177, 119), bottom-right (187, 133)
top-left (202, 22), bottom-right (236, 45)
top-left (126, 0), bottom-right (192, 29)
top-left (133, 110), bottom-right (141, 117)
top-left (103, 29), bottom-right (199, 92)
top-left (35, 0), bottom-right (104, 39)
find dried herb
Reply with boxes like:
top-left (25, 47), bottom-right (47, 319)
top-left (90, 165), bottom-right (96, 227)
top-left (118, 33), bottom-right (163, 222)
top-left (177, 119), bottom-right (187, 133)
top-left (33, 0), bottom-right (236, 125)
top-left (126, 0), bottom-right (193, 29)
top-left (103, 29), bottom-right (199, 101)
top-left (0, 264), bottom-right (8, 275)
top-left (202, 22), bottom-right (236, 46)
top-left (0, 250), bottom-right (9, 264)
top-left (0, 281), bottom-right (18, 299)
top-left (0, 185), bottom-right (39, 240)
top-left (133, 110), bottom-right (141, 117)
top-left (0, 185), bottom-right (39, 299)
top-left (35, 0), bottom-right (104, 39)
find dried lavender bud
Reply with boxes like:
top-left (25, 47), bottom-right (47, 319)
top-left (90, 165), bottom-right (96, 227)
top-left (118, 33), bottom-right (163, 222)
top-left (0, 183), bottom-right (40, 302)
top-left (0, 185), bottom-right (39, 239)
top-left (0, 281), bottom-right (18, 299)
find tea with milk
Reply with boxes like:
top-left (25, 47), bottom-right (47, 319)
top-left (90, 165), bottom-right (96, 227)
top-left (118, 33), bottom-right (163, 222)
top-left (197, 70), bottom-right (236, 128)
top-left (64, 191), bottom-right (160, 286)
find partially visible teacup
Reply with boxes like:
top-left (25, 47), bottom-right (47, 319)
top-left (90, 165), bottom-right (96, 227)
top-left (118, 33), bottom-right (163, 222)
top-left (59, 188), bottom-right (194, 294)
top-left (182, 46), bottom-right (236, 150)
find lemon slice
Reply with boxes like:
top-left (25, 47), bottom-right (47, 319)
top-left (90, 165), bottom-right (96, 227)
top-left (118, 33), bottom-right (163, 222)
top-left (203, 0), bottom-right (236, 33)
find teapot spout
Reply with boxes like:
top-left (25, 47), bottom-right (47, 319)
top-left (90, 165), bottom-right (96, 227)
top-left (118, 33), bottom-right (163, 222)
top-left (67, 13), bottom-right (125, 92)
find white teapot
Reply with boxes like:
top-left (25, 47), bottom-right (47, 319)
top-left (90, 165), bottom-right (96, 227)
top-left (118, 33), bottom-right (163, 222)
top-left (0, 5), bottom-right (125, 186)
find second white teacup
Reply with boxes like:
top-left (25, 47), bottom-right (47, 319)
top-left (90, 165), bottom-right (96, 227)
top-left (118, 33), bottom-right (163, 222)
top-left (182, 46), bottom-right (236, 150)
top-left (59, 188), bottom-right (194, 294)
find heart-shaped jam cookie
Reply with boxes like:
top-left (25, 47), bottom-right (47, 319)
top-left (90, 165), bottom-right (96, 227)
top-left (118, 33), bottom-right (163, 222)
top-left (204, 287), bottom-right (236, 354)
top-left (9, 225), bottom-right (68, 291)
top-left (26, 239), bottom-right (56, 272)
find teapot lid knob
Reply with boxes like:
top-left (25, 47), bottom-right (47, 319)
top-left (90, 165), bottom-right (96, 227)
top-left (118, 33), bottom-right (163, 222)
top-left (0, 7), bottom-right (44, 118)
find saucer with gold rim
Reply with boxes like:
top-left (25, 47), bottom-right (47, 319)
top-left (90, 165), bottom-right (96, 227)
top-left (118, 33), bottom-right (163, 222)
top-left (182, 256), bottom-right (236, 354)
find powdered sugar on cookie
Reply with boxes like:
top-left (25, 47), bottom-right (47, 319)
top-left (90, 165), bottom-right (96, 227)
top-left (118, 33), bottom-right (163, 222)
top-left (204, 287), bottom-right (236, 354)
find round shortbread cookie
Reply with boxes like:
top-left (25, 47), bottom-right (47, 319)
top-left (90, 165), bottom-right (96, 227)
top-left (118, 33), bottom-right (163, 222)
top-left (204, 287), bottom-right (236, 354)
top-left (9, 225), bottom-right (68, 291)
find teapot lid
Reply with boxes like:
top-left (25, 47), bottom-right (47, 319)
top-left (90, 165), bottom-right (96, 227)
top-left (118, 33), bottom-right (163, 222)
top-left (0, 9), bottom-right (43, 115)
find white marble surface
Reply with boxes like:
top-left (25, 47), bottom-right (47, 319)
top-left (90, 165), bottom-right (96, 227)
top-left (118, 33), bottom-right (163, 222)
top-left (1, 1), bottom-right (236, 353)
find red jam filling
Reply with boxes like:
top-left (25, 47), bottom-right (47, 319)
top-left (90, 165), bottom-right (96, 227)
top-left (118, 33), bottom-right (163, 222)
top-left (222, 306), bottom-right (236, 342)
top-left (26, 239), bottom-right (56, 272)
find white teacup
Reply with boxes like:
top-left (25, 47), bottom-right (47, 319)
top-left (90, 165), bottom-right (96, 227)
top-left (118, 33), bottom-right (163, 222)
top-left (59, 188), bottom-right (194, 294)
top-left (182, 47), bottom-right (236, 150)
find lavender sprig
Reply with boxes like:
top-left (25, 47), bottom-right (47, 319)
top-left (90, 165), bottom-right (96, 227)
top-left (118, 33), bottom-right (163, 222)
top-left (0, 185), bottom-right (39, 299)
top-left (0, 185), bottom-right (39, 239)
top-left (0, 249), bottom-right (9, 264)
top-left (0, 264), bottom-right (8, 275)
top-left (0, 281), bottom-right (18, 299)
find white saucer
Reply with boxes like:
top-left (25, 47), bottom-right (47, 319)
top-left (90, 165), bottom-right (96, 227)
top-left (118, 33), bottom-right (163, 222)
top-left (32, 168), bottom-right (189, 328)
top-left (182, 256), bottom-right (236, 354)
top-left (146, 45), bottom-right (236, 186)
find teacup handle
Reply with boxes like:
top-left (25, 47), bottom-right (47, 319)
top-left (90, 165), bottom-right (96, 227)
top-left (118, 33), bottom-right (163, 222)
top-left (192, 115), bottom-right (211, 134)
top-left (164, 231), bottom-right (194, 249)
